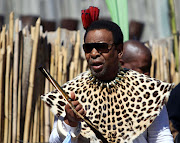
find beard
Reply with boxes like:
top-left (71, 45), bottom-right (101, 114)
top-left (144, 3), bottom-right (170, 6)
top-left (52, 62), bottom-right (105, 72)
top-left (90, 65), bottom-right (108, 81)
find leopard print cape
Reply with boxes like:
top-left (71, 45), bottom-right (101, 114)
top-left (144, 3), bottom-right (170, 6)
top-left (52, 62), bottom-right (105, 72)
top-left (41, 69), bottom-right (174, 143)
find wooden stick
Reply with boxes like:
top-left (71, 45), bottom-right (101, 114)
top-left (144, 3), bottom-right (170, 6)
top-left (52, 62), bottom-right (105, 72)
top-left (4, 27), bottom-right (9, 143)
top-left (44, 79), bottom-right (50, 142)
top-left (50, 41), bottom-right (55, 92)
top-left (29, 115), bottom-right (33, 143)
top-left (150, 44), bottom-right (155, 78)
top-left (58, 51), bottom-right (63, 85)
top-left (23, 18), bottom-right (41, 142)
top-left (0, 30), bottom-right (1, 47)
top-left (12, 18), bottom-right (19, 143)
top-left (32, 98), bottom-right (39, 142)
top-left (16, 29), bottom-right (23, 143)
top-left (4, 45), bottom-right (12, 143)
top-left (40, 100), bottom-right (44, 142)
top-left (62, 43), bottom-right (67, 83)
top-left (37, 102), bottom-right (40, 143)
top-left (48, 34), bottom-right (56, 127)
top-left (43, 33), bottom-right (51, 142)
top-left (32, 97), bottom-right (40, 142)
top-left (55, 28), bottom-right (60, 82)
top-left (165, 46), bottom-right (169, 82)
top-left (50, 45), bottom-right (55, 129)
top-left (159, 45), bottom-right (163, 80)
top-left (31, 26), bottom-right (35, 40)
top-left (0, 26), bottom-right (6, 143)
top-left (156, 44), bottom-right (160, 79)
top-left (9, 12), bottom-right (14, 51)
top-left (21, 34), bottom-right (32, 123)
top-left (73, 30), bottom-right (80, 77)
top-left (54, 41), bottom-right (58, 82)
top-left (69, 61), bottom-right (74, 80)
top-left (7, 12), bottom-right (14, 143)
top-left (50, 111), bottom-right (54, 133)
top-left (170, 52), bottom-right (175, 81)
top-left (173, 72), bottom-right (179, 85)
top-left (56, 28), bottom-right (62, 84)
top-left (8, 62), bottom-right (13, 143)
top-left (169, 0), bottom-right (179, 71)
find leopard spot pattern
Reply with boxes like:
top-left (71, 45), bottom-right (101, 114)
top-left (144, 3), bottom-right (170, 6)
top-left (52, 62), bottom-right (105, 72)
top-left (41, 70), bottom-right (174, 143)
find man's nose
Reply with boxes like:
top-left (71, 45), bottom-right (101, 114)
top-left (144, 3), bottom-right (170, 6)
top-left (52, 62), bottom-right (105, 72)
top-left (90, 48), bottom-right (100, 58)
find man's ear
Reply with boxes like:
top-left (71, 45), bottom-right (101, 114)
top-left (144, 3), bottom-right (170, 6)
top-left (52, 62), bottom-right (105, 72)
top-left (118, 51), bottom-right (123, 59)
top-left (117, 44), bottom-right (123, 58)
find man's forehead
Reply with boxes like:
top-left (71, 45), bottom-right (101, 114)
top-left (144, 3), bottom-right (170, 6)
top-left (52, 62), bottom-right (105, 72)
top-left (87, 29), bottom-right (112, 34)
top-left (85, 29), bottom-right (113, 42)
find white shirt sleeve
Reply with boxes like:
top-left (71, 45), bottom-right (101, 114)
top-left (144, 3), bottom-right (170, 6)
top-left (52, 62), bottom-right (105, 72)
top-left (49, 116), bottom-right (81, 143)
top-left (147, 106), bottom-right (174, 143)
top-left (49, 116), bottom-right (62, 143)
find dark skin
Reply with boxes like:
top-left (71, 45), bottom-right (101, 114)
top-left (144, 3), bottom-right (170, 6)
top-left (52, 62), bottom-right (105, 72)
top-left (64, 92), bottom-right (86, 127)
top-left (64, 29), bottom-right (123, 127)
top-left (120, 40), bottom-right (152, 76)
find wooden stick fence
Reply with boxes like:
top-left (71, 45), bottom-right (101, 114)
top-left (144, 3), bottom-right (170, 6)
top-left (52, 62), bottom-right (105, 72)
top-left (147, 37), bottom-right (180, 85)
top-left (0, 14), bottom-right (179, 143)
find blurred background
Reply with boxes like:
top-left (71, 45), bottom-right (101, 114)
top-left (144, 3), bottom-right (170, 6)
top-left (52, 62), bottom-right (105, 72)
top-left (0, 0), bottom-right (180, 42)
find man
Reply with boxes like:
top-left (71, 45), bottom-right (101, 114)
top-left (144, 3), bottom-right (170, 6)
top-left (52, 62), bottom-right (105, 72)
top-left (167, 83), bottom-right (180, 143)
top-left (120, 40), bottom-right (152, 76)
top-left (42, 20), bottom-right (174, 143)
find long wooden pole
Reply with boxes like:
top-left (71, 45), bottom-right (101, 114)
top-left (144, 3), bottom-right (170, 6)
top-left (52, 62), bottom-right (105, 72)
top-left (32, 99), bottom-right (38, 142)
top-left (49, 44), bottom-right (55, 129)
top-left (40, 100), bottom-right (44, 142)
top-left (168, 0), bottom-right (179, 71)
top-left (62, 43), bottom-right (67, 83)
top-left (0, 26), bottom-right (6, 143)
top-left (73, 31), bottom-right (80, 77)
top-left (12, 18), bottom-right (19, 143)
top-left (7, 12), bottom-right (14, 143)
top-left (4, 16), bottom-right (10, 143)
top-left (150, 44), bottom-right (155, 78)
top-left (4, 45), bottom-right (11, 143)
top-left (8, 61), bottom-right (13, 143)
top-left (44, 79), bottom-right (50, 142)
top-left (159, 45), bottom-right (163, 81)
top-left (16, 29), bottom-right (23, 143)
top-left (23, 18), bottom-right (40, 142)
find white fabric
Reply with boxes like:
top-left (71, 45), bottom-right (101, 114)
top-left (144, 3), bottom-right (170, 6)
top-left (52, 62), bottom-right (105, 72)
top-left (49, 106), bottom-right (173, 143)
top-left (63, 131), bottom-right (72, 143)
top-left (49, 115), bottom-right (81, 143)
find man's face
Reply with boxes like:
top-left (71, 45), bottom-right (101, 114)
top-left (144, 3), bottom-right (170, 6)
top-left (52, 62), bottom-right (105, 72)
top-left (84, 29), bottom-right (120, 81)
top-left (122, 54), bottom-right (150, 76)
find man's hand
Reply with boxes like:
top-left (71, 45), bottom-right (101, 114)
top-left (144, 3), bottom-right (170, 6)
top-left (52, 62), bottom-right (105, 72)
top-left (64, 92), bottom-right (86, 127)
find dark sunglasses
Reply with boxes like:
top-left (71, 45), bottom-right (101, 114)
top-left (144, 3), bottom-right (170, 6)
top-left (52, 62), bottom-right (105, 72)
top-left (83, 43), bottom-right (114, 53)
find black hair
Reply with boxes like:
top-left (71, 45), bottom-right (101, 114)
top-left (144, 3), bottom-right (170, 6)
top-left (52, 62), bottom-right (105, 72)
top-left (84, 20), bottom-right (123, 45)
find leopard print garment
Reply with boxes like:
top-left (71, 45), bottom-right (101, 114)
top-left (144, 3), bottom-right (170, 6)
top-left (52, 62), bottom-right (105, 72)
top-left (41, 69), bottom-right (174, 143)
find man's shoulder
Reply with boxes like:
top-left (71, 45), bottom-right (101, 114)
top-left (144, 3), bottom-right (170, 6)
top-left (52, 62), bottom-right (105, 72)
top-left (126, 69), bottom-right (174, 86)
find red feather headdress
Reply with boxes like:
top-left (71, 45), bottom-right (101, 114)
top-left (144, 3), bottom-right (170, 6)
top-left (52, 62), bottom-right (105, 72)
top-left (81, 6), bottom-right (100, 30)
